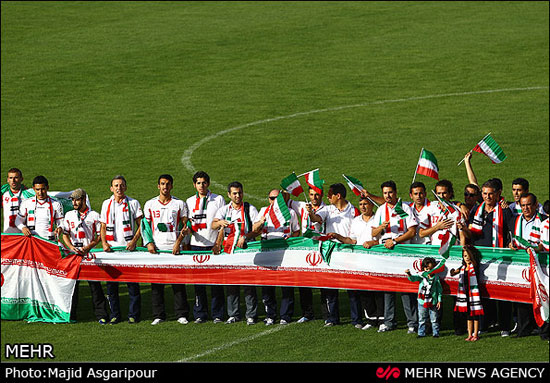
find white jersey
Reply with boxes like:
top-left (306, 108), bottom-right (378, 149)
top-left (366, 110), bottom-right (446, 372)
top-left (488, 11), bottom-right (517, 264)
top-left (427, 202), bottom-right (465, 246)
top-left (316, 201), bottom-right (360, 238)
top-left (406, 201), bottom-right (433, 245)
top-left (540, 218), bottom-right (549, 252)
top-left (143, 196), bottom-right (188, 251)
top-left (256, 206), bottom-right (300, 240)
top-left (16, 197), bottom-right (64, 240)
top-left (288, 200), bottom-right (326, 234)
top-left (63, 208), bottom-right (101, 248)
top-left (186, 192), bottom-right (226, 247)
top-left (2, 188), bottom-right (32, 233)
top-left (215, 202), bottom-right (259, 240)
top-left (100, 196), bottom-right (143, 247)
top-left (508, 201), bottom-right (544, 216)
top-left (349, 215), bottom-right (379, 246)
top-left (372, 201), bottom-right (418, 242)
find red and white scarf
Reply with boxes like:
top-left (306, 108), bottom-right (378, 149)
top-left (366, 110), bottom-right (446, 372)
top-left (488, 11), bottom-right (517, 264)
top-left (470, 202), bottom-right (504, 247)
top-left (190, 192), bottom-right (209, 232)
top-left (513, 213), bottom-right (543, 249)
top-left (73, 208), bottom-right (90, 248)
top-left (382, 203), bottom-right (404, 235)
top-left (6, 188), bottom-right (25, 228)
top-left (455, 263), bottom-right (484, 316)
top-left (104, 196), bottom-right (133, 242)
top-left (27, 197), bottom-right (55, 239)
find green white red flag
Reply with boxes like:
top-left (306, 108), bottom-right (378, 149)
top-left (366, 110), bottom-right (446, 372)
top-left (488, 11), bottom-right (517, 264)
top-left (223, 220), bottom-right (242, 254)
top-left (472, 134), bottom-right (507, 164)
top-left (268, 194), bottom-right (292, 229)
top-left (280, 173), bottom-right (304, 197)
top-left (342, 174), bottom-right (364, 196)
top-left (301, 169), bottom-right (324, 195)
top-left (415, 148), bottom-right (439, 180)
top-left (394, 199), bottom-right (409, 218)
top-left (527, 248), bottom-right (549, 326)
top-left (1, 234), bottom-right (82, 323)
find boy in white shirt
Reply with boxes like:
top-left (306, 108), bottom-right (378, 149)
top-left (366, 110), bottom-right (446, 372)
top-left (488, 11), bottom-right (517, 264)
top-left (100, 175), bottom-right (143, 324)
top-left (16, 175), bottom-right (63, 241)
top-left (143, 174), bottom-right (190, 325)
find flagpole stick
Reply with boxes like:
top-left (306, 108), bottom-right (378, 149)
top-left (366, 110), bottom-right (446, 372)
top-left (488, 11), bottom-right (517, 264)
top-left (297, 168), bottom-right (319, 178)
top-left (412, 148), bottom-right (423, 184)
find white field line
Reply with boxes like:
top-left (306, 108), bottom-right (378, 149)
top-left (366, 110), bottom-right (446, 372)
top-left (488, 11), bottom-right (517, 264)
top-left (176, 322), bottom-right (295, 362)
top-left (181, 86), bottom-right (548, 202)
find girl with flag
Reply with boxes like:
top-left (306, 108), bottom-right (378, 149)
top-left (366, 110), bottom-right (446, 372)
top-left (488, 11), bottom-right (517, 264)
top-left (450, 245), bottom-right (484, 342)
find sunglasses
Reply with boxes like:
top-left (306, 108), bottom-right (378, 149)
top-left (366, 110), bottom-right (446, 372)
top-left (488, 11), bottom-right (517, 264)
top-left (269, 196), bottom-right (277, 200)
top-left (464, 192), bottom-right (477, 197)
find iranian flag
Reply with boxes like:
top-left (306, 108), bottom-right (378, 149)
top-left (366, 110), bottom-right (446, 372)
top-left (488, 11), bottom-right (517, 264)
top-left (527, 248), bottom-right (549, 327)
top-left (472, 133), bottom-right (507, 164)
top-left (415, 148), bottom-right (439, 180)
top-left (1, 234), bottom-right (82, 323)
top-left (394, 199), bottom-right (409, 218)
top-left (342, 174), bottom-right (364, 196)
top-left (301, 169), bottom-right (324, 195)
top-left (437, 230), bottom-right (457, 259)
top-left (280, 173), bottom-right (304, 197)
top-left (269, 194), bottom-right (292, 229)
top-left (223, 220), bottom-right (242, 254)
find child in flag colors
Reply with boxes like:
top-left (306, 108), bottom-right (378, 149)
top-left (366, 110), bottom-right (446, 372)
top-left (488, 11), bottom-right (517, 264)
top-left (450, 246), bottom-right (484, 342)
top-left (405, 257), bottom-right (444, 338)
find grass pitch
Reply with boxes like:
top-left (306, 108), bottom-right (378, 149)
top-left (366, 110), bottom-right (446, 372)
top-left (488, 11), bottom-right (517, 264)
top-left (1, 1), bottom-right (548, 362)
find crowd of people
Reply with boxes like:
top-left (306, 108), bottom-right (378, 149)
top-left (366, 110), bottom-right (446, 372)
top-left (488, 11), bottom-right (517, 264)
top-left (2, 152), bottom-right (548, 342)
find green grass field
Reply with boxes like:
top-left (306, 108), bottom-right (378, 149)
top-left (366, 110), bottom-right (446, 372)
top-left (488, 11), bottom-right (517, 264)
top-left (1, 1), bottom-right (549, 363)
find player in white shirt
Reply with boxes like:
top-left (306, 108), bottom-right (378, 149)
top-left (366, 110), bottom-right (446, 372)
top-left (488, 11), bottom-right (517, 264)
top-left (332, 195), bottom-right (383, 330)
top-left (308, 183), bottom-right (360, 327)
top-left (212, 181), bottom-right (260, 325)
top-left (406, 182), bottom-right (433, 245)
top-left (16, 175), bottom-right (64, 241)
top-left (371, 180), bottom-right (418, 334)
top-left (186, 171), bottom-right (226, 323)
top-left (99, 175), bottom-right (143, 324)
top-left (422, 180), bottom-right (467, 246)
top-left (62, 188), bottom-right (109, 324)
top-left (143, 174), bottom-right (190, 325)
top-left (288, 187), bottom-right (326, 323)
top-left (253, 189), bottom-right (300, 325)
top-left (2, 168), bottom-right (33, 233)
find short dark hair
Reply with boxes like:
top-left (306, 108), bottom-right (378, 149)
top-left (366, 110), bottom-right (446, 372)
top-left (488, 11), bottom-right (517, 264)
top-left (308, 186), bottom-right (323, 195)
top-left (435, 179), bottom-right (455, 199)
top-left (158, 174), bottom-right (173, 184)
top-left (193, 171), bottom-right (210, 184)
top-left (409, 181), bottom-right (426, 194)
top-left (422, 257), bottom-right (436, 269)
top-left (543, 200), bottom-right (550, 215)
top-left (381, 180), bottom-right (397, 192)
top-left (7, 168), bottom-right (22, 177)
top-left (519, 192), bottom-right (537, 204)
top-left (512, 178), bottom-right (529, 190)
top-left (464, 183), bottom-right (480, 194)
top-left (32, 175), bottom-right (49, 187)
top-left (111, 175), bottom-right (127, 186)
top-left (227, 181), bottom-right (243, 193)
top-left (329, 183), bottom-right (346, 199)
top-left (482, 179), bottom-right (501, 191)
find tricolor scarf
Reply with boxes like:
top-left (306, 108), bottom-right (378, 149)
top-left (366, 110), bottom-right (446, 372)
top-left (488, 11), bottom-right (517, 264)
top-left (261, 205), bottom-right (291, 239)
top-left (454, 263), bottom-right (484, 316)
top-left (223, 204), bottom-right (251, 253)
top-left (418, 275), bottom-right (436, 308)
top-left (190, 192), bottom-right (209, 232)
top-left (541, 219), bottom-right (549, 252)
top-left (513, 213), bottom-right (543, 249)
top-left (73, 208), bottom-right (91, 248)
top-left (470, 202), bottom-right (504, 247)
top-left (6, 188), bottom-right (25, 228)
top-left (27, 197), bottom-right (55, 239)
top-left (104, 196), bottom-right (133, 242)
top-left (383, 202), bottom-right (405, 235)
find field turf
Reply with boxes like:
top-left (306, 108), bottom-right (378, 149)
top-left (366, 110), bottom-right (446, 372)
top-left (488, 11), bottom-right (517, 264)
top-left (1, 1), bottom-right (548, 363)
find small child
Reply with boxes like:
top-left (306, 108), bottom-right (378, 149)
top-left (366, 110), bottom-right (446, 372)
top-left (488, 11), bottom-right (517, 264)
top-left (450, 245), bottom-right (484, 341)
top-left (405, 257), bottom-right (444, 338)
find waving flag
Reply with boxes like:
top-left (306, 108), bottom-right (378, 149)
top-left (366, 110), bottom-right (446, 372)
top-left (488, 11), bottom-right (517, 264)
top-left (223, 220), bottom-right (242, 254)
top-left (342, 174), bottom-right (365, 196)
top-left (269, 194), bottom-right (292, 229)
top-left (437, 230), bottom-right (456, 259)
top-left (415, 148), bottom-right (439, 180)
top-left (280, 173), bottom-right (304, 197)
top-left (300, 169), bottom-right (324, 195)
top-left (393, 199), bottom-right (409, 218)
top-left (472, 133), bottom-right (507, 164)
top-left (527, 248), bottom-right (549, 327)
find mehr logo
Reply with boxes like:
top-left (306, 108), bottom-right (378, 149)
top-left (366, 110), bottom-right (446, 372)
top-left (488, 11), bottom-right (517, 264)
top-left (305, 251), bottom-right (323, 267)
top-left (193, 254), bottom-right (210, 264)
top-left (376, 365), bottom-right (401, 380)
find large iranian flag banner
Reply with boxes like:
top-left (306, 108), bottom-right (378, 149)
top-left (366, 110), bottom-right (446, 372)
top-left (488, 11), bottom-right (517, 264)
top-left (1, 234), bottom-right (82, 323)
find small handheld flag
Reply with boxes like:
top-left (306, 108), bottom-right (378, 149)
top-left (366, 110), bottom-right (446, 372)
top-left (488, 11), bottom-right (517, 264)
top-left (342, 174), bottom-right (364, 196)
top-left (268, 194), bottom-right (292, 229)
top-left (393, 199), bottom-right (409, 218)
top-left (414, 148), bottom-right (439, 181)
top-left (280, 173), bottom-right (304, 197)
top-left (299, 169), bottom-right (324, 195)
top-left (472, 133), bottom-right (507, 164)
